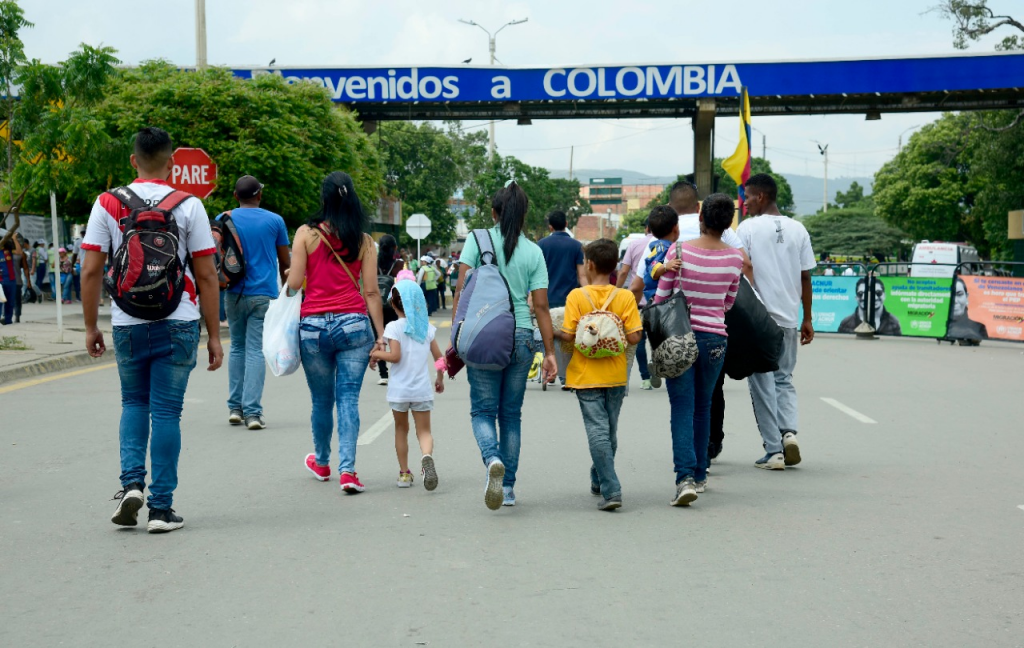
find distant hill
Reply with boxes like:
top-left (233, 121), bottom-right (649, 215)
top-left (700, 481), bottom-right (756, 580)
top-left (550, 168), bottom-right (873, 216)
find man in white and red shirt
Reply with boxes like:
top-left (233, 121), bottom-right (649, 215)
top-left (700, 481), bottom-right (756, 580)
top-left (81, 127), bottom-right (223, 534)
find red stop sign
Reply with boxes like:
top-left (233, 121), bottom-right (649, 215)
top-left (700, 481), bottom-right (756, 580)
top-left (170, 147), bottom-right (217, 199)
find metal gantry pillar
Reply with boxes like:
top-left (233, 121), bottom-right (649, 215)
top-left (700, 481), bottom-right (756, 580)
top-left (692, 98), bottom-right (716, 199)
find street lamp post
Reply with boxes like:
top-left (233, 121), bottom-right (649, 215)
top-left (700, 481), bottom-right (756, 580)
top-left (815, 142), bottom-right (829, 213)
top-left (458, 17), bottom-right (528, 160)
top-left (898, 124), bottom-right (924, 152)
top-left (195, 0), bottom-right (207, 69)
top-left (751, 126), bottom-right (766, 160)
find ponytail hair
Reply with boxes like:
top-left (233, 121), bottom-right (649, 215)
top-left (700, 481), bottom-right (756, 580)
top-left (491, 180), bottom-right (529, 261)
top-left (310, 171), bottom-right (367, 263)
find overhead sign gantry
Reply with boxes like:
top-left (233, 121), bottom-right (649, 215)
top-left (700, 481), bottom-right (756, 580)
top-left (231, 52), bottom-right (1024, 196)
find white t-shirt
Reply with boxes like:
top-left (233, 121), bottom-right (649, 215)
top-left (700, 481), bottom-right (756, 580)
top-left (737, 214), bottom-right (817, 328)
top-left (383, 319), bottom-right (437, 403)
top-left (634, 214), bottom-right (743, 282)
top-left (82, 179), bottom-right (216, 326)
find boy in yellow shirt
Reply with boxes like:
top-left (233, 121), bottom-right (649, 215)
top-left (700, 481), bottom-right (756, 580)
top-left (556, 239), bottom-right (643, 511)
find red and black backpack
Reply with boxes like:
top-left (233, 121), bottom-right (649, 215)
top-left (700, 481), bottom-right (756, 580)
top-left (103, 186), bottom-right (193, 320)
top-left (210, 210), bottom-right (245, 290)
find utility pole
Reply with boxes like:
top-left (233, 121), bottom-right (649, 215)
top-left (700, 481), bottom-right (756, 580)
top-left (817, 143), bottom-right (829, 213)
top-left (459, 17), bottom-right (528, 160)
top-left (752, 126), bottom-right (766, 160)
top-left (195, 0), bottom-right (208, 69)
top-left (569, 146), bottom-right (574, 181)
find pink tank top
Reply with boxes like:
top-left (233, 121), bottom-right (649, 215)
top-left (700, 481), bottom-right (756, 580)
top-left (300, 231), bottom-right (366, 318)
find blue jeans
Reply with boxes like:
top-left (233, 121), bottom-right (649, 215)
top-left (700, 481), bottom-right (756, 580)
top-left (299, 313), bottom-right (374, 473)
top-left (576, 386), bottom-right (626, 499)
top-left (666, 331), bottom-right (728, 483)
top-left (226, 294), bottom-right (271, 416)
top-left (466, 328), bottom-right (534, 487)
top-left (0, 280), bottom-right (15, 324)
top-left (113, 320), bottom-right (200, 510)
top-left (635, 330), bottom-right (651, 380)
top-left (61, 272), bottom-right (73, 301)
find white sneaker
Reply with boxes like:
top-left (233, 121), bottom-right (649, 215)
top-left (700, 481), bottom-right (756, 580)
top-left (671, 477), bottom-right (698, 506)
top-left (782, 432), bottom-right (802, 466)
top-left (484, 459), bottom-right (505, 510)
top-left (377, 377), bottom-right (388, 386)
top-left (755, 452), bottom-right (785, 470)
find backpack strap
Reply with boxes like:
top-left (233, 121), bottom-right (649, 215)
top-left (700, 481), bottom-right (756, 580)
top-left (473, 229), bottom-right (497, 265)
top-left (106, 186), bottom-right (147, 211)
top-left (155, 190), bottom-right (194, 212)
top-left (313, 225), bottom-right (363, 297)
top-left (599, 288), bottom-right (619, 311)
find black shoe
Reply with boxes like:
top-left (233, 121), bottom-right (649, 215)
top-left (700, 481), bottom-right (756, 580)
top-left (590, 482), bottom-right (601, 496)
top-left (110, 482), bottom-right (145, 526)
top-left (708, 442), bottom-right (723, 461)
top-left (228, 409), bottom-right (243, 425)
top-left (147, 508), bottom-right (184, 533)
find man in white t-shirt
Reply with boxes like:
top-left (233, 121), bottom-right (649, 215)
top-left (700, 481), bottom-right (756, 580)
top-left (81, 127), bottom-right (223, 534)
top-left (736, 174), bottom-right (816, 471)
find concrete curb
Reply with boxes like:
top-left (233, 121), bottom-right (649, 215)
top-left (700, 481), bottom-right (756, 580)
top-left (0, 351), bottom-right (112, 385)
top-left (0, 329), bottom-right (224, 386)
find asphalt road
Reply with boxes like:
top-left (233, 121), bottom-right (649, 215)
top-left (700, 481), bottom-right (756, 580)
top-left (2, 329), bottom-right (1022, 647)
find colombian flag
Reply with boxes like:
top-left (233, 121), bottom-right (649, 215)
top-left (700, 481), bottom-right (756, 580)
top-left (721, 86), bottom-right (751, 216)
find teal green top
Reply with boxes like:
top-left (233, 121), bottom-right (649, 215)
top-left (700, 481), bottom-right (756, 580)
top-left (459, 227), bottom-right (549, 329)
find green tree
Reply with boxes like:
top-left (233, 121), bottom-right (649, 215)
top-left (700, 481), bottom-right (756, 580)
top-left (835, 181), bottom-right (867, 208)
top-left (14, 44), bottom-right (120, 217)
top-left (15, 60), bottom-right (384, 228)
top-left (802, 207), bottom-right (906, 260)
top-left (717, 157), bottom-right (795, 215)
top-left (0, 0), bottom-right (31, 175)
top-left (463, 153), bottom-right (590, 240)
top-left (378, 121), bottom-right (463, 247)
top-left (934, 0), bottom-right (1023, 50)
top-left (615, 208), bottom-right (648, 243)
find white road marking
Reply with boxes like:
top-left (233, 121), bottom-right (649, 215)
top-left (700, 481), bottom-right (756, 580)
top-left (821, 397), bottom-right (878, 424)
top-left (357, 411), bottom-right (394, 446)
top-left (1018, 505), bottom-right (1024, 513)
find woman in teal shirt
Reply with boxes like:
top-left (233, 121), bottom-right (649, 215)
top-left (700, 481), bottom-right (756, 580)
top-left (452, 181), bottom-right (557, 509)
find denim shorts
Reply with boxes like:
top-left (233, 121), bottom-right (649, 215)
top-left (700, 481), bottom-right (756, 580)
top-left (389, 401), bottom-right (434, 413)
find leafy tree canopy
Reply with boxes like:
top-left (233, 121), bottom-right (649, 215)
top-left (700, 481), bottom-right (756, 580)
top-left (802, 207), bottom-right (906, 260)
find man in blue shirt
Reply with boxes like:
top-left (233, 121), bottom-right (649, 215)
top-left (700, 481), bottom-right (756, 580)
top-left (537, 210), bottom-right (587, 388)
top-left (224, 175), bottom-right (290, 430)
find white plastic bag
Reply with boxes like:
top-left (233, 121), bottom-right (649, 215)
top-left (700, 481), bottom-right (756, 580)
top-left (262, 284), bottom-right (302, 377)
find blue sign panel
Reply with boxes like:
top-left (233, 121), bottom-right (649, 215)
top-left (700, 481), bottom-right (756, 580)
top-left (231, 53), bottom-right (1024, 104)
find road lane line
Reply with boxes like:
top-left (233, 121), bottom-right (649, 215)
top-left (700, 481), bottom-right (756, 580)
top-left (357, 411), bottom-right (394, 446)
top-left (820, 397), bottom-right (877, 424)
top-left (0, 362), bottom-right (116, 394)
top-left (1018, 505), bottom-right (1024, 513)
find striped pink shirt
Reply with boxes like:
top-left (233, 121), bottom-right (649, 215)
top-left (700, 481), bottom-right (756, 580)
top-left (653, 242), bottom-right (744, 336)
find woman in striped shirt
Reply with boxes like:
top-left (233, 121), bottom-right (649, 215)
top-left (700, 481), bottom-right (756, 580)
top-left (653, 193), bottom-right (744, 506)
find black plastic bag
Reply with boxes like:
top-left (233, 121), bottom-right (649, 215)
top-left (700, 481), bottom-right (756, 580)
top-left (723, 277), bottom-right (783, 380)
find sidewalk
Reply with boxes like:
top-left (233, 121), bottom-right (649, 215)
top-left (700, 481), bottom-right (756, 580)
top-left (0, 300), bottom-right (225, 385)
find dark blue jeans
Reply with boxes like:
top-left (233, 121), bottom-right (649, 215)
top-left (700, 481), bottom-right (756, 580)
top-left (635, 330), bottom-right (651, 381)
top-left (467, 329), bottom-right (534, 487)
top-left (576, 386), bottom-right (626, 499)
top-left (113, 320), bottom-right (200, 510)
top-left (666, 331), bottom-right (728, 483)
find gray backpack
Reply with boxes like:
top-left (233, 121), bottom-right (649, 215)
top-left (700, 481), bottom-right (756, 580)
top-left (450, 229), bottom-right (516, 370)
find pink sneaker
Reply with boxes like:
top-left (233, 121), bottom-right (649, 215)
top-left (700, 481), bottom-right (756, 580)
top-left (339, 472), bottom-right (366, 494)
top-left (305, 454), bottom-right (330, 482)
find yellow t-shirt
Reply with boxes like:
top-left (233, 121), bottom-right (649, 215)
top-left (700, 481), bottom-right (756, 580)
top-left (562, 285), bottom-right (643, 389)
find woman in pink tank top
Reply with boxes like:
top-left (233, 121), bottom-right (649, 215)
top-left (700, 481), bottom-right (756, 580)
top-left (286, 172), bottom-right (385, 494)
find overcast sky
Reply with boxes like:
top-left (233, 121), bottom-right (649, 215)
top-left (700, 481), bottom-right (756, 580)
top-left (19, 0), bottom-right (1012, 187)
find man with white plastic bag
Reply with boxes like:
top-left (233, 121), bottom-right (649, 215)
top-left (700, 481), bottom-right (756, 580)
top-left (263, 284), bottom-right (302, 377)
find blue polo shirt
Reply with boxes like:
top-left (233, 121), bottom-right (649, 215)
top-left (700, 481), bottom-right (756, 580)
top-left (537, 231), bottom-right (584, 308)
top-left (224, 207), bottom-right (289, 298)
